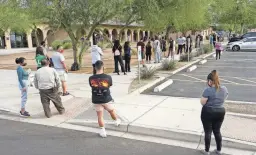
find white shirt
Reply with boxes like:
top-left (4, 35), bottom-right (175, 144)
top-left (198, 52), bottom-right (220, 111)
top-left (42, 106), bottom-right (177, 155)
top-left (182, 37), bottom-right (186, 45)
top-left (153, 40), bottom-right (161, 51)
top-left (34, 67), bottom-right (61, 90)
top-left (41, 46), bottom-right (47, 56)
top-left (177, 38), bottom-right (183, 45)
top-left (91, 45), bottom-right (103, 64)
top-left (51, 52), bottom-right (65, 71)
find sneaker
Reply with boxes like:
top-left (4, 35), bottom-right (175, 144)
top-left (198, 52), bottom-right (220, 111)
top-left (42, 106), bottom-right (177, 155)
top-left (99, 128), bottom-right (107, 138)
top-left (213, 149), bottom-right (221, 155)
top-left (20, 111), bottom-right (30, 117)
top-left (200, 150), bottom-right (210, 155)
top-left (115, 119), bottom-right (121, 127)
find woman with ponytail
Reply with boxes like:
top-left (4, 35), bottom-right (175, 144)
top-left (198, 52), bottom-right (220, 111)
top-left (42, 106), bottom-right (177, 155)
top-left (200, 70), bottom-right (228, 155)
top-left (16, 57), bottom-right (31, 117)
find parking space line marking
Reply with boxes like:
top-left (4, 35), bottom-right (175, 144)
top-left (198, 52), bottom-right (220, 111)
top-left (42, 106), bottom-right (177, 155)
top-left (180, 74), bottom-right (205, 82)
top-left (200, 65), bottom-right (256, 69)
top-left (219, 78), bottom-right (239, 84)
top-left (172, 79), bottom-right (256, 86)
top-left (232, 77), bottom-right (256, 84)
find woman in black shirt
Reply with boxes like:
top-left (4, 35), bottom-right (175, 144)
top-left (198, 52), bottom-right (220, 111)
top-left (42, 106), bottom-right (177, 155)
top-left (146, 41), bottom-right (152, 63)
top-left (112, 40), bottom-right (126, 75)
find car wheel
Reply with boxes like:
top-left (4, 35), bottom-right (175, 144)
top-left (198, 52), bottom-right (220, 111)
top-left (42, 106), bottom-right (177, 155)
top-left (232, 45), bottom-right (240, 51)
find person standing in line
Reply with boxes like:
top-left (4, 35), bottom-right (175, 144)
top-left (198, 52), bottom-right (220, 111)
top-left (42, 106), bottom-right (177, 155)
top-left (35, 47), bottom-right (46, 70)
top-left (215, 42), bottom-right (223, 60)
top-left (51, 45), bottom-right (70, 96)
top-left (153, 36), bottom-right (161, 63)
top-left (177, 36), bottom-right (184, 54)
top-left (34, 59), bottom-right (65, 118)
top-left (112, 40), bottom-right (126, 75)
top-left (123, 41), bottom-right (131, 72)
top-left (161, 37), bottom-right (167, 57)
top-left (182, 35), bottom-right (186, 53)
top-left (186, 35), bottom-right (192, 53)
top-left (145, 41), bottom-right (152, 63)
top-left (209, 34), bottom-right (214, 47)
top-left (168, 37), bottom-right (175, 59)
top-left (15, 57), bottom-right (31, 117)
top-left (213, 33), bottom-right (217, 47)
top-left (137, 38), bottom-right (145, 65)
top-left (200, 70), bottom-right (228, 155)
top-left (91, 41), bottom-right (104, 75)
top-left (89, 60), bottom-right (121, 138)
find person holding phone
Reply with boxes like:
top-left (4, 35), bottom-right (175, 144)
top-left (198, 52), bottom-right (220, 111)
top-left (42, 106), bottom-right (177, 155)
top-left (51, 45), bottom-right (70, 96)
top-left (16, 57), bottom-right (31, 117)
top-left (200, 70), bottom-right (228, 155)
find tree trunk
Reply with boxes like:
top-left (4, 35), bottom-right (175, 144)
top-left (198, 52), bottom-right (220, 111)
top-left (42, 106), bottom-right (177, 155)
top-left (240, 23), bottom-right (244, 34)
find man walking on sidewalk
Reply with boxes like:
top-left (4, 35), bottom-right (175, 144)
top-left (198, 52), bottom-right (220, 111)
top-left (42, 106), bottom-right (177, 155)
top-left (34, 59), bottom-right (65, 118)
top-left (91, 41), bottom-right (104, 74)
top-left (89, 60), bottom-right (121, 138)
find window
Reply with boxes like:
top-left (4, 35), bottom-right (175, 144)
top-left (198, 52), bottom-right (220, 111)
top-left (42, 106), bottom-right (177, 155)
top-left (252, 38), bottom-right (256, 42)
top-left (244, 38), bottom-right (253, 42)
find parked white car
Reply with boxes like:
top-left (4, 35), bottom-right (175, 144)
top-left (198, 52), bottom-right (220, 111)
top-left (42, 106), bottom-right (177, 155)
top-left (226, 37), bottom-right (256, 51)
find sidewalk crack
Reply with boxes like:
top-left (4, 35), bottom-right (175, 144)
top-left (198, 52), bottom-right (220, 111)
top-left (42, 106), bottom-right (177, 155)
top-left (126, 96), bottom-right (169, 132)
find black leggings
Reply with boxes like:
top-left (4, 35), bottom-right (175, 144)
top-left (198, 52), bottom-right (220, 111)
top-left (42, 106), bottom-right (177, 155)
top-left (124, 54), bottom-right (131, 72)
top-left (146, 53), bottom-right (151, 61)
top-left (201, 106), bottom-right (225, 152)
top-left (216, 50), bottom-right (221, 60)
top-left (114, 56), bottom-right (125, 73)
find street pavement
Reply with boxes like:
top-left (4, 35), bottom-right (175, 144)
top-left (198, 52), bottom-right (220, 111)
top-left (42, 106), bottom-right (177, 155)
top-left (0, 119), bottom-right (203, 155)
top-left (148, 51), bottom-right (256, 103)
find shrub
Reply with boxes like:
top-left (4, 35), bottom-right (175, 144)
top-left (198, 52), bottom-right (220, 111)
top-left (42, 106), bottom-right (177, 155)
top-left (62, 39), bottom-right (72, 44)
top-left (203, 45), bottom-right (213, 54)
top-left (63, 42), bottom-right (72, 49)
top-left (105, 43), bottom-right (113, 48)
top-left (161, 59), bottom-right (176, 71)
top-left (138, 66), bottom-right (156, 79)
top-left (180, 53), bottom-right (194, 62)
top-left (51, 40), bottom-right (63, 50)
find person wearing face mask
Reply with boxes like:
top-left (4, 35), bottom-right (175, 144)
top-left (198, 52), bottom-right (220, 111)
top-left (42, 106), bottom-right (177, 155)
top-left (15, 57), bottom-right (31, 117)
top-left (200, 70), bottom-right (228, 155)
top-left (51, 45), bottom-right (70, 96)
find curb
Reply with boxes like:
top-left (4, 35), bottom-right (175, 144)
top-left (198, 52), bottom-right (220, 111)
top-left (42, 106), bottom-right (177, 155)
top-left (187, 65), bottom-right (197, 72)
top-left (67, 120), bottom-right (256, 152)
top-left (127, 125), bottom-right (256, 151)
top-left (153, 79), bottom-right (173, 92)
top-left (130, 77), bottom-right (165, 95)
top-left (130, 51), bottom-right (215, 95)
top-left (199, 59), bottom-right (207, 65)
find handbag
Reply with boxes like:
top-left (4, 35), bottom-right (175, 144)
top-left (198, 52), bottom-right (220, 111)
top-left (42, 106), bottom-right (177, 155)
top-left (114, 49), bottom-right (120, 56)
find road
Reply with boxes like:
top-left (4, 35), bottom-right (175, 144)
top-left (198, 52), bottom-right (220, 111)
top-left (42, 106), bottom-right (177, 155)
top-left (148, 51), bottom-right (256, 103)
top-left (0, 119), bottom-right (202, 155)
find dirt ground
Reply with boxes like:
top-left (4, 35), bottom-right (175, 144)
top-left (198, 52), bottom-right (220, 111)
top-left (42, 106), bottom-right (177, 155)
top-left (0, 47), bottom-right (140, 74)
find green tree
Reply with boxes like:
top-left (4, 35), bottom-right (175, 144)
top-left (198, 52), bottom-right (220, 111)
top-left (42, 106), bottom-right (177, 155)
top-left (27, 0), bottom-right (125, 70)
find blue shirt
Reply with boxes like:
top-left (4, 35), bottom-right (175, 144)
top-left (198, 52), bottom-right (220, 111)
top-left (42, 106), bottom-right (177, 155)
top-left (202, 86), bottom-right (228, 107)
top-left (17, 66), bottom-right (29, 88)
top-left (124, 47), bottom-right (131, 56)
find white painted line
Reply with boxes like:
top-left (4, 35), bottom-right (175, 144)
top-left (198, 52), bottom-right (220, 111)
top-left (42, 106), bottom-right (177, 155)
top-left (233, 77), bottom-right (256, 84)
top-left (227, 112), bottom-right (256, 118)
top-left (219, 78), bottom-right (239, 85)
top-left (186, 65), bottom-right (197, 72)
top-left (199, 59), bottom-right (207, 65)
top-left (212, 54), bottom-right (216, 58)
top-left (181, 74), bottom-right (205, 82)
top-left (200, 65), bottom-right (256, 69)
top-left (154, 79), bottom-right (173, 92)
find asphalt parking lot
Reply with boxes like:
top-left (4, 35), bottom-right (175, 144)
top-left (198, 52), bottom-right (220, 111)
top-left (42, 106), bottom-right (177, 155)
top-left (149, 51), bottom-right (256, 103)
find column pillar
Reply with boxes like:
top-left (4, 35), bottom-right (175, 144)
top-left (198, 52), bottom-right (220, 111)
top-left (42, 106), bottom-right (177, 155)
top-left (148, 31), bottom-right (150, 39)
top-left (43, 30), bottom-right (48, 45)
top-left (109, 29), bottom-right (113, 41)
top-left (27, 32), bottom-right (33, 49)
top-left (4, 30), bottom-right (11, 49)
top-left (124, 29), bottom-right (128, 42)
top-left (137, 29), bottom-right (140, 42)
top-left (143, 31), bottom-right (145, 39)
